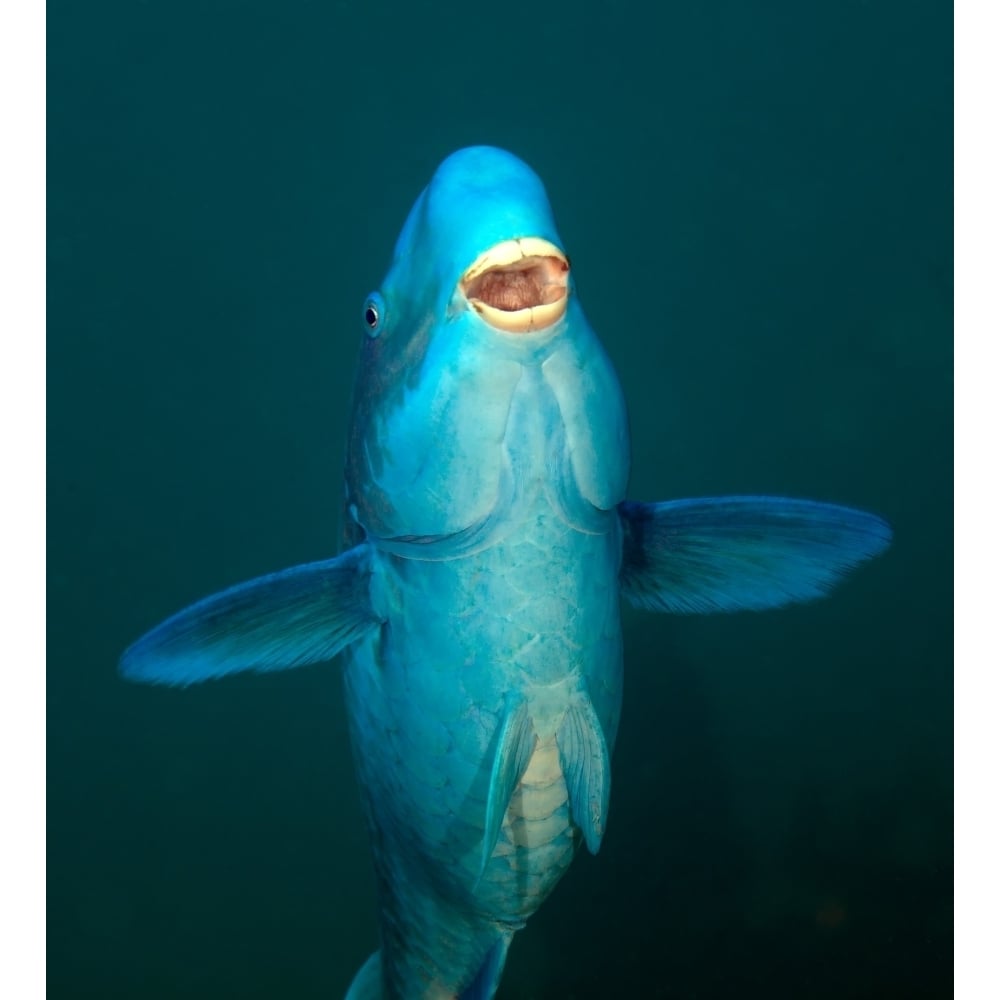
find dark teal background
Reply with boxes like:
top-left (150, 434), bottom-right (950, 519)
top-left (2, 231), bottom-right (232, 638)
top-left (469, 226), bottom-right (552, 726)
top-left (49, 1), bottom-right (952, 997)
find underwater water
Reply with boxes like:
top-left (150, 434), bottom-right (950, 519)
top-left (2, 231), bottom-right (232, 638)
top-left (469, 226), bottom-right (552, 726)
top-left (48, 1), bottom-right (952, 998)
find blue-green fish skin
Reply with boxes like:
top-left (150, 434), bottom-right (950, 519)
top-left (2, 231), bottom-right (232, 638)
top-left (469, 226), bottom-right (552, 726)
top-left (119, 147), bottom-right (892, 1000)
top-left (340, 147), bottom-right (629, 998)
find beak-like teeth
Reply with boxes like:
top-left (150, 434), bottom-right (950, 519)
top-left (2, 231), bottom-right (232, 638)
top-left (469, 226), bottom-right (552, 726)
top-left (462, 237), bottom-right (566, 283)
top-left (461, 238), bottom-right (570, 334)
top-left (469, 297), bottom-right (567, 333)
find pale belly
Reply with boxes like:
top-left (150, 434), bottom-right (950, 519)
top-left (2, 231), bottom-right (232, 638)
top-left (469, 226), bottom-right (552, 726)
top-left (478, 738), bottom-right (577, 923)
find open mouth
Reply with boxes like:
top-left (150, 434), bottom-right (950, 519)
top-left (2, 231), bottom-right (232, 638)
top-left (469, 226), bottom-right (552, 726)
top-left (460, 237), bottom-right (570, 333)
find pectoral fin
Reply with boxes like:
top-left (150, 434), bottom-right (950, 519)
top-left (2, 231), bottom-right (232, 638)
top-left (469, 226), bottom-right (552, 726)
top-left (619, 496), bottom-right (892, 614)
top-left (119, 543), bottom-right (382, 686)
top-left (478, 697), bottom-right (536, 882)
top-left (557, 694), bottom-right (611, 855)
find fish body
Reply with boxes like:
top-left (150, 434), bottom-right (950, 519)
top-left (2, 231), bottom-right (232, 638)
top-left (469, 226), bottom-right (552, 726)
top-left (339, 151), bottom-right (629, 995)
top-left (121, 147), bottom-right (891, 999)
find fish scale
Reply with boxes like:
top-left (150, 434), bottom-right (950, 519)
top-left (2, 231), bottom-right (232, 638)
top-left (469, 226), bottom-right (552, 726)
top-left (342, 466), bottom-right (623, 986)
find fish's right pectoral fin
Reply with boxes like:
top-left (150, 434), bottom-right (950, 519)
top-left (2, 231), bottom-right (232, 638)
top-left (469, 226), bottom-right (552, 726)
top-left (119, 543), bottom-right (382, 686)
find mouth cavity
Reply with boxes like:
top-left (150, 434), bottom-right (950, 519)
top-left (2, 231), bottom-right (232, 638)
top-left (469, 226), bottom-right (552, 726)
top-left (460, 237), bottom-right (569, 333)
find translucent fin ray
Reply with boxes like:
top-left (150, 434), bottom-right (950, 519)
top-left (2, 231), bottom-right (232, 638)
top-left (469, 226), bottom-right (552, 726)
top-left (557, 695), bottom-right (611, 855)
top-left (119, 544), bottom-right (380, 686)
top-left (619, 496), bottom-right (891, 614)
top-left (478, 698), bottom-right (537, 883)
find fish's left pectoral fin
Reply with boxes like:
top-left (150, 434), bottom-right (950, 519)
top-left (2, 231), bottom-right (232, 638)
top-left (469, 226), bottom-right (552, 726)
top-left (557, 695), bottom-right (611, 855)
top-left (619, 496), bottom-right (892, 614)
top-left (119, 543), bottom-right (382, 686)
top-left (478, 697), bottom-right (537, 884)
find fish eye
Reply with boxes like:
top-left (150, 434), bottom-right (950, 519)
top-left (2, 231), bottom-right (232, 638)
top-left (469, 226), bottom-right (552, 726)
top-left (363, 292), bottom-right (385, 337)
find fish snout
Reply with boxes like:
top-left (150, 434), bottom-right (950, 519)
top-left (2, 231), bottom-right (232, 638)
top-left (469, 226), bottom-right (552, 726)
top-left (460, 238), bottom-right (569, 334)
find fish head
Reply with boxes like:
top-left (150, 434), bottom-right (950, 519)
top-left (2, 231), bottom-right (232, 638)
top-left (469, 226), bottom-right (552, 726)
top-left (344, 146), bottom-right (630, 548)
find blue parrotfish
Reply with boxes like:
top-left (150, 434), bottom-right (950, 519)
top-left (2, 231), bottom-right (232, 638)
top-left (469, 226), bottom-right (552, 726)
top-left (120, 146), bottom-right (892, 999)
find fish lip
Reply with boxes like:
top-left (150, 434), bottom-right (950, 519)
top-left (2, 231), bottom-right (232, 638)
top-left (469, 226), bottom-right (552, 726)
top-left (460, 237), bottom-right (570, 334)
